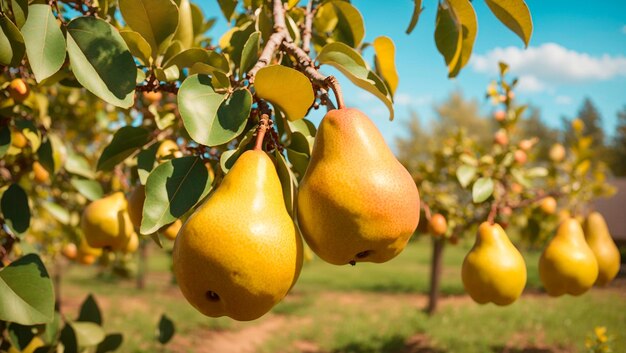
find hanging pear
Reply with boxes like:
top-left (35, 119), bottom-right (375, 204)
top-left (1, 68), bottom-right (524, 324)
top-left (462, 222), bottom-right (527, 305)
top-left (81, 192), bottom-right (136, 249)
top-left (539, 218), bottom-right (598, 296)
top-left (173, 150), bottom-right (303, 321)
top-left (297, 108), bottom-right (420, 265)
top-left (584, 212), bottom-right (620, 286)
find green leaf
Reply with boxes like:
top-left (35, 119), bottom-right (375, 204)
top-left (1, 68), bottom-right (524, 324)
top-left (140, 156), bottom-right (212, 234)
top-left (434, 3), bottom-right (462, 78)
top-left (485, 0), bottom-right (532, 47)
top-left (155, 65), bottom-right (179, 82)
top-left (526, 167), bottom-right (548, 178)
top-left (65, 153), bottom-right (95, 179)
top-left (96, 334), bottom-right (123, 353)
top-left (42, 312), bottom-right (61, 345)
top-left (177, 75), bottom-right (227, 146)
top-left (286, 148), bottom-right (309, 179)
top-left (0, 16), bottom-right (26, 66)
top-left (119, 0), bottom-right (179, 58)
top-left (317, 42), bottom-right (394, 120)
top-left (36, 137), bottom-right (55, 174)
top-left (137, 144), bottom-right (159, 185)
top-left (274, 151), bottom-right (298, 216)
top-left (156, 314), bottom-right (175, 344)
top-left (77, 294), bottom-right (102, 325)
top-left (217, 0), bottom-right (238, 21)
top-left (1, 184), bottom-right (30, 235)
top-left (173, 0), bottom-right (194, 49)
top-left (8, 322), bottom-right (34, 350)
top-left (0, 125), bottom-right (10, 158)
top-left (219, 129), bottom-right (255, 173)
top-left (316, 1), bottom-right (365, 48)
top-left (120, 30), bottom-right (152, 66)
top-left (21, 5), bottom-right (66, 82)
top-left (447, 0), bottom-right (477, 77)
top-left (254, 65), bottom-right (314, 122)
top-left (165, 48), bottom-right (230, 74)
top-left (456, 165), bottom-right (476, 188)
top-left (239, 31), bottom-right (260, 74)
top-left (0, 254), bottom-right (54, 325)
top-left (472, 177), bottom-right (494, 203)
top-left (72, 321), bottom-right (105, 347)
top-left (11, 0), bottom-right (28, 28)
top-left (41, 201), bottom-right (71, 224)
top-left (406, 0), bottom-right (423, 34)
top-left (60, 323), bottom-right (78, 353)
top-left (372, 36), bottom-right (399, 96)
top-left (66, 17), bottom-right (137, 108)
top-left (97, 126), bottom-right (150, 171)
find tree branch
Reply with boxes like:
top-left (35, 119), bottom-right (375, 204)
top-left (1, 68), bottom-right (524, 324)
top-left (254, 114), bottom-right (270, 151)
top-left (302, 0), bottom-right (314, 54)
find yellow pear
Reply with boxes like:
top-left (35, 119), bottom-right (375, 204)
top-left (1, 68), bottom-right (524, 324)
top-left (297, 108), bottom-right (420, 265)
top-left (32, 161), bottom-right (50, 183)
top-left (81, 192), bottom-right (135, 249)
top-left (584, 212), bottom-right (620, 286)
top-left (156, 139), bottom-right (182, 161)
top-left (462, 222), bottom-right (527, 305)
top-left (127, 185), bottom-right (145, 230)
top-left (118, 232), bottom-right (139, 253)
top-left (11, 130), bottom-right (28, 148)
top-left (539, 218), bottom-right (598, 296)
top-left (161, 219), bottom-right (183, 240)
top-left (76, 238), bottom-right (102, 265)
top-left (173, 150), bottom-right (303, 321)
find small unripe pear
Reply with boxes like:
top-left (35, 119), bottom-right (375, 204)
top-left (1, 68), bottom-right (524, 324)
top-left (143, 91), bottom-right (162, 103)
top-left (494, 130), bottom-right (508, 146)
top-left (11, 130), bottom-right (28, 148)
top-left (8, 78), bottom-right (29, 102)
top-left (494, 110), bottom-right (506, 122)
top-left (549, 144), bottom-right (566, 162)
top-left (539, 197), bottom-right (557, 215)
top-left (428, 214), bottom-right (447, 236)
top-left (514, 150), bottom-right (527, 165)
top-left (32, 161), bottom-right (50, 183)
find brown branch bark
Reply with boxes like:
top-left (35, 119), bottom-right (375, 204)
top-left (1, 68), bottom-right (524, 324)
top-left (302, 0), bottom-right (314, 53)
top-left (254, 114), bottom-right (270, 151)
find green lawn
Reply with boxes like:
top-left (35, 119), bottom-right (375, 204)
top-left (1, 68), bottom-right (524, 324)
top-left (59, 236), bottom-right (626, 353)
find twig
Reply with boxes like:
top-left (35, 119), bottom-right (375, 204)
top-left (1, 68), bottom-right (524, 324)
top-left (254, 114), bottom-right (270, 151)
top-left (248, 0), bottom-right (288, 78)
top-left (302, 0), bottom-right (314, 53)
top-left (421, 201), bottom-right (433, 221)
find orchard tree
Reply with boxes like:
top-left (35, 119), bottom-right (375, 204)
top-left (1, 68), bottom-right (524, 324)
top-left (608, 106), bottom-right (626, 176)
top-left (3, 0), bottom-right (618, 351)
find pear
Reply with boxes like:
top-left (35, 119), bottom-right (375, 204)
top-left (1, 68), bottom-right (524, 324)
top-left (539, 218), bottom-right (598, 296)
top-left (127, 185), bottom-right (145, 230)
top-left (161, 219), bottom-right (183, 240)
top-left (462, 222), bottom-right (527, 305)
top-left (173, 150), bottom-right (303, 321)
top-left (584, 212), bottom-right (620, 286)
top-left (81, 192), bottom-right (136, 249)
top-left (297, 108), bottom-right (420, 265)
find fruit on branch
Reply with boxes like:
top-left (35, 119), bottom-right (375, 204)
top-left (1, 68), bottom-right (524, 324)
top-left (518, 139), bottom-right (534, 151)
top-left (32, 161), bottom-right (50, 183)
top-left (10, 130), bottom-right (28, 148)
top-left (77, 238), bottom-right (102, 265)
top-left (81, 192), bottom-right (136, 249)
top-left (510, 183), bottom-right (523, 194)
top-left (156, 139), bottom-right (182, 162)
top-left (539, 197), bottom-right (557, 215)
top-left (161, 219), bottom-right (183, 240)
top-left (513, 150), bottom-right (527, 165)
top-left (539, 218), bottom-right (598, 296)
top-left (494, 110), bottom-right (506, 122)
top-left (143, 91), bottom-right (162, 103)
top-left (428, 213), bottom-right (447, 236)
top-left (173, 150), bottom-right (303, 321)
top-left (494, 130), bottom-right (508, 146)
top-left (584, 212), bottom-right (621, 286)
top-left (119, 232), bottom-right (139, 253)
top-left (549, 143), bottom-right (566, 162)
top-left (127, 185), bottom-right (145, 230)
top-left (61, 243), bottom-right (78, 260)
top-left (462, 222), bottom-right (526, 305)
top-left (297, 108), bottom-right (420, 265)
top-left (8, 78), bottom-right (30, 102)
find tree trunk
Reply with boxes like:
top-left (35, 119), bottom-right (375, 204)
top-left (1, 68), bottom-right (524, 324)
top-left (426, 237), bottom-right (445, 315)
top-left (136, 241), bottom-right (148, 290)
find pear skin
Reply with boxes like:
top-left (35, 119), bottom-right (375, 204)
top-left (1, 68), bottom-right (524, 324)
top-left (584, 212), bottom-right (620, 286)
top-left (173, 150), bottom-right (303, 321)
top-left (539, 218), bottom-right (598, 296)
top-left (297, 108), bottom-right (420, 265)
top-left (462, 222), bottom-right (527, 306)
top-left (81, 192), bottom-right (135, 249)
top-left (127, 185), bottom-right (145, 230)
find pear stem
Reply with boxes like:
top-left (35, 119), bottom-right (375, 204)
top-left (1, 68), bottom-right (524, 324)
top-left (254, 114), bottom-right (270, 151)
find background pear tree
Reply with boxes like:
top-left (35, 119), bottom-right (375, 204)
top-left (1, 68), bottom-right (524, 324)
top-left (7, 0), bottom-right (620, 349)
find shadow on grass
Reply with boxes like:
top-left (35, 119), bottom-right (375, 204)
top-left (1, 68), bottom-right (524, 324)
top-left (331, 334), bottom-right (446, 353)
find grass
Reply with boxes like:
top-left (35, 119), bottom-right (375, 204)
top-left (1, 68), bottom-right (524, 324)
top-left (59, 236), bottom-right (626, 353)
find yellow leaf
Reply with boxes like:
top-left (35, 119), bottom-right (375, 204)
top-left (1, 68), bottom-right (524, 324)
top-left (372, 36), bottom-right (399, 97)
top-left (254, 65), bottom-right (314, 121)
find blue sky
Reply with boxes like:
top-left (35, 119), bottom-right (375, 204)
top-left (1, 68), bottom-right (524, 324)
top-left (198, 0), bottom-right (626, 145)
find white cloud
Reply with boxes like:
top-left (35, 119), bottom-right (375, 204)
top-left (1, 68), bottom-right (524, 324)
top-left (471, 43), bottom-right (626, 92)
top-left (555, 95), bottom-right (573, 105)
top-left (393, 93), bottom-right (433, 107)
